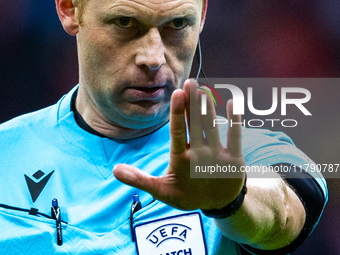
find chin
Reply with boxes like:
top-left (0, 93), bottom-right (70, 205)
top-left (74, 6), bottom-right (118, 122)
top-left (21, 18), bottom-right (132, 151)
top-left (119, 118), bottom-right (165, 130)
top-left (109, 100), bottom-right (169, 129)
top-left (122, 111), bottom-right (169, 130)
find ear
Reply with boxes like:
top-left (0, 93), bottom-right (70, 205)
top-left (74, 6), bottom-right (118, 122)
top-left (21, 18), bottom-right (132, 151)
top-left (200, 0), bottom-right (208, 33)
top-left (55, 0), bottom-right (79, 35)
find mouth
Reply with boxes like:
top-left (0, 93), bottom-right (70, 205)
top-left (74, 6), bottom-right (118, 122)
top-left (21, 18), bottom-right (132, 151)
top-left (132, 86), bottom-right (163, 93)
top-left (125, 85), bottom-right (167, 101)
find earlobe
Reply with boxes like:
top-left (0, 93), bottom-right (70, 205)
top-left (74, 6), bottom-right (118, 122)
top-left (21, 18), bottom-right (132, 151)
top-left (55, 0), bottom-right (79, 36)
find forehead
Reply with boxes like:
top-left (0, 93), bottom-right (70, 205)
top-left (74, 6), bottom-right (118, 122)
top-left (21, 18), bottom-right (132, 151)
top-left (85, 0), bottom-right (202, 22)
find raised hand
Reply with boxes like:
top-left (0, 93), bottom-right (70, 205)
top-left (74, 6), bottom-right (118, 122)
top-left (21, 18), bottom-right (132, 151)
top-left (113, 79), bottom-right (245, 211)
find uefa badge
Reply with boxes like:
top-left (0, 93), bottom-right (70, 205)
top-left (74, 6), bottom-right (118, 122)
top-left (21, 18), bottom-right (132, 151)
top-left (134, 212), bottom-right (207, 255)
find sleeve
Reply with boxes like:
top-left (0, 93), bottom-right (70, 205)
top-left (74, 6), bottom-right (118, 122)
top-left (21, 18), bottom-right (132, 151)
top-left (216, 122), bottom-right (328, 255)
top-left (239, 164), bottom-right (327, 255)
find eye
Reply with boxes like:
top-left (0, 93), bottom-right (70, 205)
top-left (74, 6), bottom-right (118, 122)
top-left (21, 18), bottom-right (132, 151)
top-left (114, 17), bottom-right (136, 28)
top-left (168, 18), bottom-right (189, 29)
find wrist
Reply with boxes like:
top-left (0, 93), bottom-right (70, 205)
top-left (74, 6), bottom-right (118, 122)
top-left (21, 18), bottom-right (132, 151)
top-left (201, 174), bottom-right (247, 219)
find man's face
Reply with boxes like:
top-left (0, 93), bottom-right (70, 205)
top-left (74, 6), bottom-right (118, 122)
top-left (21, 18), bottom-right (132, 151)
top-left (76, 0), bottom-right (203, 129)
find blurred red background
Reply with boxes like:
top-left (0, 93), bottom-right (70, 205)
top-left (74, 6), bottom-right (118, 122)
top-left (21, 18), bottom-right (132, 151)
top-left (1, 1), bottom-right (339, 254)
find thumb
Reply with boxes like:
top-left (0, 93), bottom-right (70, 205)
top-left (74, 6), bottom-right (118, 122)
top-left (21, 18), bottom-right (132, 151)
top-left (113, 164), bottom-right (159, 195)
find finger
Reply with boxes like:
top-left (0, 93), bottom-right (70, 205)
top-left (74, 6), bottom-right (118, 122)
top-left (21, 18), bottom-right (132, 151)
top-left (113, 164), bottom-right (160, 195)
top-left (226, 99), bottom-right (243, 157)
top-left (170, 89), bottom-right (187, 154)
top-left (183, 79), bottom-right (191, 129)
top-left (199, 86), bottom-right (220, 147)
top-left (184, 79), bottom-right (204, 147)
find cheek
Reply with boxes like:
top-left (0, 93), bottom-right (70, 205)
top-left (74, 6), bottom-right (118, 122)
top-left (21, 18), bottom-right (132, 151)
top-left (79, 34), bottom-right (130, 98)
top-left (83, 39), bottom-right (113, 72)
top-left (169, 36), bottom-right (198, 77)
top-left (79, 28), bottom-right (120, 72)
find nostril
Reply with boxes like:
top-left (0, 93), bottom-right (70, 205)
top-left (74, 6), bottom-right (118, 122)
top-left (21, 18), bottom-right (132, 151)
top-left (136, 55), bottom-right (165, 72)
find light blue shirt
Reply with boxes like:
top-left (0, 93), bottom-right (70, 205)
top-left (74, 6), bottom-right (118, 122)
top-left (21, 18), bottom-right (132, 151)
top-left (0, 86), bottom-right (327, 254)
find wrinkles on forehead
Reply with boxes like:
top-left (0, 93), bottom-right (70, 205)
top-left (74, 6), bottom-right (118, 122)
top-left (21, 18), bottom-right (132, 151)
top-left (75, 0), bottom-right (204, 26)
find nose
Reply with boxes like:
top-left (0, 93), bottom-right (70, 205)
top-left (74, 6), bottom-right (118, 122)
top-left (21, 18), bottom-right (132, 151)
top-left (135, 28), bottom-right (166, 71)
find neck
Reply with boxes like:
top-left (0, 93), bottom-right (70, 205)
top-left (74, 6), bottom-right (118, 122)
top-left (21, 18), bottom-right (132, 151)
top-left (75, 86), bottom-right (168, 140)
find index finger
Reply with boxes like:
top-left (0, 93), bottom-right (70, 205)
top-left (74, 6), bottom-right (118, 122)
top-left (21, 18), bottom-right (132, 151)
top-left (170, 89), bottom-right (187, 154)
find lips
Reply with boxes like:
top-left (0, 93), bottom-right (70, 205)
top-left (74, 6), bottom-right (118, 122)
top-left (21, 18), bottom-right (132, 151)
top-left (125, 85), bottom-right (166, 101)
top-left (133, 86), bottom-right (163, 93)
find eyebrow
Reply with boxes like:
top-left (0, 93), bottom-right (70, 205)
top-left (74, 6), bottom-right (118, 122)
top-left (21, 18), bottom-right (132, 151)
top-left (103, 9), bottom-right (136, 17)
top-left (166, 5), bottom-right (198, 17)
top-left (100, 5), bottom-right (198, 22)
top-left (99, 9), bottom-right (136, 22)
